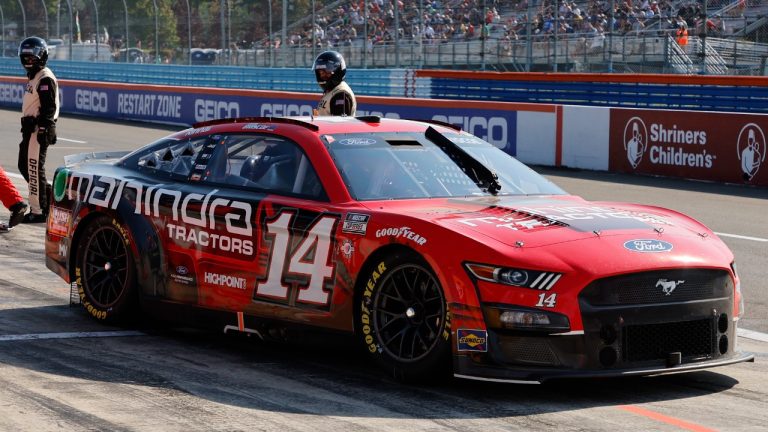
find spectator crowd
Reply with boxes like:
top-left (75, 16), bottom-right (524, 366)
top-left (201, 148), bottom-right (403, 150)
top-left (248, 0), bottom-right (736, 52)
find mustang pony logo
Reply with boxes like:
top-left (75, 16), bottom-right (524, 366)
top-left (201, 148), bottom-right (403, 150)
top-left (656, 278), bottom-right (684, 295)
top-left (623, 117), bottom-right (648, 169)
top-left (736, 123), bottom-right (766, 181)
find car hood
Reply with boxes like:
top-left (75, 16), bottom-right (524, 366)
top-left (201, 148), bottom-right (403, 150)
top-left (391, 195), bottom-right (712, 249)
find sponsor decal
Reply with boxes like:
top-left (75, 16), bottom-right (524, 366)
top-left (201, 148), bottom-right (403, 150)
top-left (66, 174), bottom-right (253, 256)
top-left (432, 115), bottom-right (509, 149)
top-left (623, 239), bottom-right (674, 253)
top-left (117, 93), bottom-right (182, 118)
top-left (47, 207), bottom-right (71, 237)
top-left (624, 117), bottom-right (648, 169)
top-left (183, 126), bottom-right (212, 136)
top-left (457, 329), bottom-right (488, 352)
top-left (342, 212), bottom-right (369, 235)
top-left (259, 103), bottom-right (314, 117)
top-left (360, 261), bottom-right (388, 353)
top-left (75, 89), bottom-right (108, 113)
top-left (75, 267), bottom-right (107, 320)
top-left (204, 272), bottom-right (247, 290)
top-left (338, 137), bottom-right (376, 146)
top-left (242, 123), bottom-right (277, 131)
top-left (623, 117), bottom-right (714, 170)
top-left (339, 239), bottom-right (355, 260)
top-left (456, 205), bottom-right (671, 232)
top-left (0, 83), bottom-right (25, 103)
top-left (656, 278), bottom-right (685, 295)
top-left (605, 111), bottom-right (768, 186)
top-left (375, 226), bottom-right (427, 245)
top-left (194, 99), bottom-right (239, 122)
top-left (736, 123), bottom-right (766, 181)
top-left (58, 242), bottom-right (68, 258)
top-left (170, 265), bottom-right (194, 285)
top-left (167, 224), bottom-right (254, 255)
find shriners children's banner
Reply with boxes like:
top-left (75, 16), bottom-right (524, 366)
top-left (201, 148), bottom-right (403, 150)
top-left (610, 109), bottom-right (767, 187)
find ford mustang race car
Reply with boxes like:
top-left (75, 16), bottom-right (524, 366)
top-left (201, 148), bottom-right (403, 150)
top-left (45, 116), bottom-right (754, 383)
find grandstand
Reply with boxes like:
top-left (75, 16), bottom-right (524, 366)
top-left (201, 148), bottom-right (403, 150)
top-left (1, 0), bottom-right (766, 75)
top-left (232, 0), bottom-right (768, 75)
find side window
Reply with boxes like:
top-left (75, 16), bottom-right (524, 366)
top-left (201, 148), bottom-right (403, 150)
top-left (201, 134), bottom-right (327, 200)
top-left (137, 137), bottom-right (206, 179)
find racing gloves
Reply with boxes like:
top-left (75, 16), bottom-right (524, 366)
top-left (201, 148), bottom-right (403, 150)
top-left (37, 124), bottom-right (56, 146)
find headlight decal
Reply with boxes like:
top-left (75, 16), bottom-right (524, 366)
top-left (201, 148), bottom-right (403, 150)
top-left (465, 262), bottom-right (562, 291)
top-left (530, 273), bottom-right (562, 291)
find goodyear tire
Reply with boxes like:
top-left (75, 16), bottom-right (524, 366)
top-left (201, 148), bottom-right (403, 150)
top-left (357, 250), bottom-right (451, 381)
top-left (74, 216), bottom-right (137, 324)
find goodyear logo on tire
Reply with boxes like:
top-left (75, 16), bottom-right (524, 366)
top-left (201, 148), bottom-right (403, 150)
top-left (457, 329), bottom-right (488, 352)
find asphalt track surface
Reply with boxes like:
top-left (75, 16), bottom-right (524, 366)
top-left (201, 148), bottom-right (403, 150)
top-left (0, 110), bottom-right (766, 431)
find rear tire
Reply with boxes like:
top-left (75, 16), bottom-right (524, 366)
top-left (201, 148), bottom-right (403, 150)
top-left (356, 250), bottom-right (451, 382)
top-left (74, 216), bottom-right (137, 324)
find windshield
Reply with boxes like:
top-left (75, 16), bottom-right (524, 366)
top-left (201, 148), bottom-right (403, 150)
top-left (325, 131), bottom-right (566, 200)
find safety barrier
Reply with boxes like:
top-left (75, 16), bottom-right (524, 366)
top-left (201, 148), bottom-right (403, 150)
top-left (0, 76), bottom-right (763, 188)
top-left (3, 58), bottom-right (768, 112)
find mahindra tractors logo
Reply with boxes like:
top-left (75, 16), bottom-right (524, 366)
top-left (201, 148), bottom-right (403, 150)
top-left (736, 123), bottom-right (766, 181)
top-left (623, 117), bottom-right (648, 169)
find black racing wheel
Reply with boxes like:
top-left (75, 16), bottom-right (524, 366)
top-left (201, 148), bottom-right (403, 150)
top-left (357, 250), bottom-right (451, 381)
top-left (74, 216), bottom-right (137, 323)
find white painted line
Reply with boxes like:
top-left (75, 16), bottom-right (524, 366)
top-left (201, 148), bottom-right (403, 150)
top-left (6, 172), bottom-right (24, 180)
top-left (57, 137), bottom-right (87, 144)
top-left (738, 328), bottom-right (768, 343)
top-left (715, 232), bottom-right (768, 242)
top-left (52, 146), bottom-right (94, 150)
top-left (0, 330), bottom-right (145, 342)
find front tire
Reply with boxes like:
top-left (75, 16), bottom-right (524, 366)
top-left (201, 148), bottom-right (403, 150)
top-left (74, 216), bottom-right (137, 324)
top-left (357, 251), bottom-right (451, 381)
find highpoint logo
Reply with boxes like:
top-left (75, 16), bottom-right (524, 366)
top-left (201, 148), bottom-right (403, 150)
top-left (736, 123), bottom-right (766, 180)
top-left (623, 117), bottom-right (648, 169)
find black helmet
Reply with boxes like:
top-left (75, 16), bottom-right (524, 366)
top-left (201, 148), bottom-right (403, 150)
top-left (313, 50), bottom-right (346, 91)
top-left (19, 36), bottom-right (48, 71)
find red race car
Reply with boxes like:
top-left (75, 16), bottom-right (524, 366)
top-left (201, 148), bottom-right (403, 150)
top-left (45, 116), bottom-right (753, 383)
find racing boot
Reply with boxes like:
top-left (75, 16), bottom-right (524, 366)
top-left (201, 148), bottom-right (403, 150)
top-left (8, 201), bottom-right (28, 228)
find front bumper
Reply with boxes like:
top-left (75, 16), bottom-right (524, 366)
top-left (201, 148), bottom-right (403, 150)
top-left (454, 269), bottom-right (755, 383)
top-left (454, 349), bottom-right (754, 383)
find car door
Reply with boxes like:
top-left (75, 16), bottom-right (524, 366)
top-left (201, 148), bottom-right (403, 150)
top-left (189, 132), bottom-right (342, 325)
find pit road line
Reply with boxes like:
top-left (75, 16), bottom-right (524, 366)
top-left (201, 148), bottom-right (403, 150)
top-left (0, 330), bottom-right (145, 342)
top-left (738, 328), bottom-right (768, 343)
top-left (714, 232), bottom-right (768, 242)
top-left (617, 405), bottom-right (716, 432)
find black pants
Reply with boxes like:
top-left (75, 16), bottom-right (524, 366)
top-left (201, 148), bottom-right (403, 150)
top-left (18, 131), bottom-right (49, 215)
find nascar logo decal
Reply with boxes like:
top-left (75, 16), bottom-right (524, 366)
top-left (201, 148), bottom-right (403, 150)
top-left (457, 329), bottom-right (488, 352)
top-left (623, 239), bottom-right (674, 253)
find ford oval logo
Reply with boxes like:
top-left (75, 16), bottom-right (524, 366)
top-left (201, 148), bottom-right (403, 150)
top-left (176, 266), bottom-right (189, 275)
top-left (623, 239), bottom-right (674, 253)
top-left (339, 138), bottom-right (376, 146)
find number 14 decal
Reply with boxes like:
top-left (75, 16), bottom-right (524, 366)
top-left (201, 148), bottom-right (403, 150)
top-left (255, 211), bottom-right (338, 306)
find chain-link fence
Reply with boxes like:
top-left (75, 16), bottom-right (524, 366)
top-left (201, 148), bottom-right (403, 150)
top-left (0, 0), bottom-right (766, 75)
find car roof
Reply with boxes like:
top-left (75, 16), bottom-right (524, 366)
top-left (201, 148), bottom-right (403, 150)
top-left (170, 116), bottom-right (460, 139)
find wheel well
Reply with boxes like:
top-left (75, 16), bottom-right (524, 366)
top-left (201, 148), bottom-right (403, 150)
top-left (352, 244), bottom-right (421, 333)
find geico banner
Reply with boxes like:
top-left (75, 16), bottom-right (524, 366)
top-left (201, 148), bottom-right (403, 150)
top-left (34, 81), bottom-right (517, 156)
top-left (610, 109), bottom-right (768, 187)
